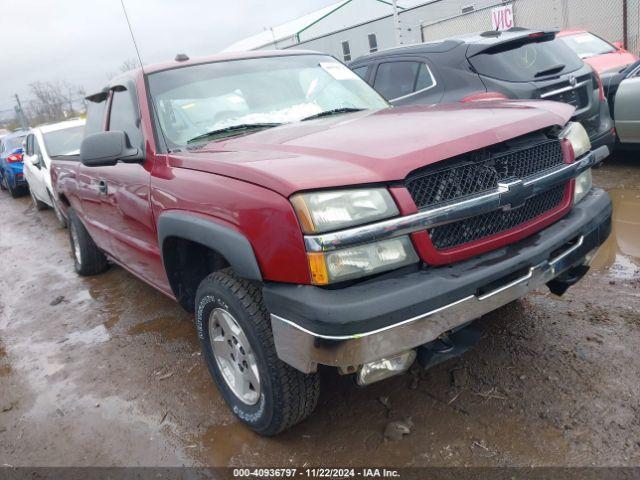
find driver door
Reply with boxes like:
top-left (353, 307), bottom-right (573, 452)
top-left (615, 66), bottom-right (640, 143)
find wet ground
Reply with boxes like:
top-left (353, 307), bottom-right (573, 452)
top-left (0, 152), bottom-right (639, 468)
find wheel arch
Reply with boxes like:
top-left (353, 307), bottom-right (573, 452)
top-left (157, 211), bottom-right (263, 312)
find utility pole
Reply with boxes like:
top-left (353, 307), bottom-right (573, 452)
top-left (14, 94), bottom-right (29, 130)
top-left (622, 0), bottom-right (628, 49)
top-left (392, 0), bottom-right (401, 46)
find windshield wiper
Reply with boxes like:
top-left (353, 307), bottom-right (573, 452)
top-left (301, 107), bottom-right (365, 122)
top-left (186, 123), bottom-right (282, 144)
top-left (534, 64), bottom-right (566, 78)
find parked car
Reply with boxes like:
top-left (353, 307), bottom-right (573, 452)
top-left (349, 29), bottom-right (616, 156)
top-left (609, 61), bottom-right (640, 144)
top-left (557, 30), bottom-right (638, 76)
top-left (52, 51), bottom-right (611, 435)
top-left (22, 118), bottom-right (85, 224)
top-left (0, 130), bottom-right (29, 197)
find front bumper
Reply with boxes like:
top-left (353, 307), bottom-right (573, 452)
top-left (265, 189), bottom-right (612, 373)
top-left (590, 127), bottom-right (616, 154)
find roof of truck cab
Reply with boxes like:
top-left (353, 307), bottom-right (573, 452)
top-left (86, 50), bottom-right (324, 101)
top-left (140, 49), bottom-right (322, 75)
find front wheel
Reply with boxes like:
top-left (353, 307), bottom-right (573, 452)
top-left (196, 270), bottom-right (320, 436)
top-left (30, 188), bottom-right (48, 211)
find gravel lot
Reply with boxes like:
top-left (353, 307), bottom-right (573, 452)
top-left (0, 152), bottom-right (638, 468)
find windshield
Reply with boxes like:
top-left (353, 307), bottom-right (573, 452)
top-left (3, 135), bottom-right (26, 152)
top-left (44, 126), bottom-right (85, 156)
top-left (559, 32), bottom-right (616, 59)
top-left (148, 54), bottom-right (389, 147)
top-left (469, 37), bottom-right (584, 82)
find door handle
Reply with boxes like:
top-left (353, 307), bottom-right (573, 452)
top-left (97, 179), bottom-right (108, 196)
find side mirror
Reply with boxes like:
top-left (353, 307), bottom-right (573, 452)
top-left (30, 155), bottom-right (40, 166)
top-left (80, 131), bottom-right (144, 167)
top-left (613, 41), bottom-right (624, 50)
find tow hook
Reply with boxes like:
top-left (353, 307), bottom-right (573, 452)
top-left (547, 264), bottom-right (590, 296)
top-left (417, 323), bottom-right (482, 370)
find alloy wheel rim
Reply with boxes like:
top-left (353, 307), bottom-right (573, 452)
top-left (70, 224), bottom-right (82, 265)
top-left (208, 308), bottom-right (261, 405)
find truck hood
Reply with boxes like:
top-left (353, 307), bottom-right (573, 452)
top-left (168, 101), bottom-right (574, 197)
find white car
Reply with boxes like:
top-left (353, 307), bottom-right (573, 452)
top-left (22, 119), bottom-right (85, 226)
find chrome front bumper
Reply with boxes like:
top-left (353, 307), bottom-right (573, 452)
top-left (268, 190), bottom-right (612, 373)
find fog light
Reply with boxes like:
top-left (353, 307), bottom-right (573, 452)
top-left (356, 350), bottom-right (416, 386)
top-left (574, 169), bottom-right (592, 204)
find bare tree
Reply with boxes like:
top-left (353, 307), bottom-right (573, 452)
top-left (27, 80), bottom-right (87, 125)
top-left (119, 58), bottom-right (140, 73)
top-left (107, 58), bottom-right (141, 80)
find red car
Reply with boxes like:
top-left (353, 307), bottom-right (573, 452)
top-left (558, 30), bottom-right (639, 75)
top-left (52, 51), bottom-right (611, 435)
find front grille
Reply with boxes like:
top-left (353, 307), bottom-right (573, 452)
top-left (406, 138), bottom-right (564, 210)
top-left (545, 85), bottom-right (589, 110)
top-left (428, 183), bottom-right (567, 250)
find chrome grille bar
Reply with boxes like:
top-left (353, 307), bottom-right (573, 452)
top-left (303, 146), bottom-right (608, 253)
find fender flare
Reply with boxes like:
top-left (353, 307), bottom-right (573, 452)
top-left (157, 211), bottom-right (262, 282)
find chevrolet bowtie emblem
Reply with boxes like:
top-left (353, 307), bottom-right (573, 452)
top-left (498, 180), bottom-right (535, 210)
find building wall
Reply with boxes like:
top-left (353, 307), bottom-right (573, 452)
top-left (286, 0), bottom-right (515, 61)
top-left (251, 0), bottom-right (638, 62)
top-left (298, 0), bottom-right (396, 42)
top-left (291, 16), bottom-right (396, 61)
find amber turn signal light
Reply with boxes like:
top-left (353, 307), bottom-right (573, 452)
top-left (307, 252), bottom-right (329, 286)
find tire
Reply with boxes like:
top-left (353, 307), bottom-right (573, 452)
top-left (0, 172), bottom-right (6, 191)
top-left (6, 177), bottom-right (20, 198)
top-left (196, 269), bottom-right (320, 435)
top-left (30, 188), bottom-right (48, 211)
top-left (49, 192), bottom-right (68, 228)
top-left (67, 208), bottom-right (109, 276)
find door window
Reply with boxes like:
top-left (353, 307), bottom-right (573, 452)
top-left (33, 138), bottom-right (43, 167)
top-left (352, 65), bottom-right (369, 80)
top-left (108, 89), bottom-right (142, 148)
top-left (25, 134), bottom-right (34, 156)
top-left (373, 61), bottom-right (436, 100)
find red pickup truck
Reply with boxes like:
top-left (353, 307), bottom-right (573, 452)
top-left (52, 50), bottom-right (612, 435)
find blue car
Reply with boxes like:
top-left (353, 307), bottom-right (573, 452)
top-left (0, 130), bottom-right (29, 198)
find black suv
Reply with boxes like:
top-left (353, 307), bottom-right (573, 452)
top-left (350, 29), bottom-right (615, 154)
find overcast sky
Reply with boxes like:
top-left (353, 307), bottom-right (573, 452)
top-left (0, 0), bottom-right (338, 113)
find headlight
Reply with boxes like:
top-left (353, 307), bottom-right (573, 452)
top-left (307, 236), bottom-right (419, 285)
top-left (561, 122), bottom-right (591, 158)
top-left (291, 188), bottom-right (399, 234)
top-left (574, 169), bottom-right (592, 204)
